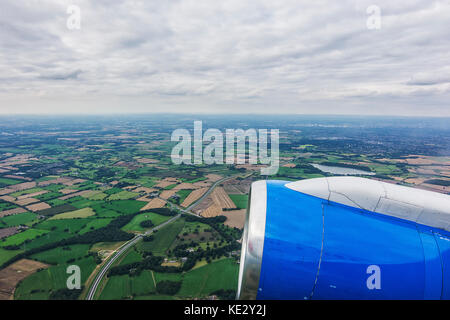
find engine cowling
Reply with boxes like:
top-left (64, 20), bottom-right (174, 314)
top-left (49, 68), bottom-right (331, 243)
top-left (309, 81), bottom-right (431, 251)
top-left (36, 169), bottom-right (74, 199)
top-left (237, 177), bottom-right (450, 300)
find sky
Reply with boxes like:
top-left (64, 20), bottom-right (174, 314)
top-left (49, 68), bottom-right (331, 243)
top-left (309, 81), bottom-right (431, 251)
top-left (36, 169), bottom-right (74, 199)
top-left (0, 0), bottom-right (449, 116)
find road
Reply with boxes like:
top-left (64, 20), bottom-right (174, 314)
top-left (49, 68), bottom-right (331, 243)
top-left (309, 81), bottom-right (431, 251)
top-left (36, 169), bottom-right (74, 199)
top-left (85, 214), bottom-right (181, 300)
top-left (85, 174), bottom-right (240, 300)
top-left (186, 176), bottom-right (232, 211)
top-left (165, 175), bottom-right (237, 216)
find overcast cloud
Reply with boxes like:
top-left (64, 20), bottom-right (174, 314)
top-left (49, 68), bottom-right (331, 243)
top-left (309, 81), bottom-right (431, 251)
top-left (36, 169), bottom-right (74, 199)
top-left (0, 0), bottom-right (449, 116)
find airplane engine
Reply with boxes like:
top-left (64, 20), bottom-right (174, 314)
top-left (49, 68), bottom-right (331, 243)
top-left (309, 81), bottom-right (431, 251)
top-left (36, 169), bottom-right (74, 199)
top-left (237, 177), bottom-right (450, 300)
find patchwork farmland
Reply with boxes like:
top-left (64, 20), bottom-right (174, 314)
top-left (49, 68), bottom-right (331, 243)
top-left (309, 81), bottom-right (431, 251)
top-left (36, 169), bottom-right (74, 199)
top-left (0, 115), bottom-right (448, 300)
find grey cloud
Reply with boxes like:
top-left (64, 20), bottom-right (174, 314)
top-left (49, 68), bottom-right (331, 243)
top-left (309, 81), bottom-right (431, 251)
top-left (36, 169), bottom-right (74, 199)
top-left (0, 0), bottom-right (449, 116)
top-left (407, 74), bottom-right (450, 86)
top-left (39, 69), bottom-right (83, 81)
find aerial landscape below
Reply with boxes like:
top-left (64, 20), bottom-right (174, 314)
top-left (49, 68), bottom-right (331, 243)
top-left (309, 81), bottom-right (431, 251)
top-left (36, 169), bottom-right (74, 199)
top-left (0, 114), bottom-right (448, 300)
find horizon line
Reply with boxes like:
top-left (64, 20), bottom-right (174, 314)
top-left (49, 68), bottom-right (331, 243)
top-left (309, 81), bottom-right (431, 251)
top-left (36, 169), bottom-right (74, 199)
top-left (0, 112), bottom-right (448, 119)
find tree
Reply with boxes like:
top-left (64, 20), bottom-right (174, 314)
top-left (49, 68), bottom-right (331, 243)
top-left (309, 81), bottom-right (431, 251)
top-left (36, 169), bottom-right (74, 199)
top-left (156, 281), bottom-right (181, 295)
top-left (139, 220), bottom-right (154, 228)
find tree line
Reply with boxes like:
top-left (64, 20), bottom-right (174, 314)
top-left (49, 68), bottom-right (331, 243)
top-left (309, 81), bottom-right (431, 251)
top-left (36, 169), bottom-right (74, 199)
top-left (108, 240), bottom-right (240, 277)
top-left (0, 211), bottom-right (140, 269)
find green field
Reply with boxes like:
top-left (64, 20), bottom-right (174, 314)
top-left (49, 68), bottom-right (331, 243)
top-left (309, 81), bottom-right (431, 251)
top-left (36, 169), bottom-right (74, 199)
top-left (0, 247), bottom-right (23, 266)
top-left (16, 231), bottom-right (72, 250)
top-left (170, 220), bottom-right (220, 250)
top-left (99, 270), bottom-right (156, 300)
top-left (31, 244), bottom-right (91, 264)
top-left (178, 258), bottom-right (239, 298)
top-left (0, 212), bottom-right (38, 227)
top-left (107, 190), bottom-right (139, 201)
top-left (15, 256), bottom-right (97, 300)
top-left (182, 221), bottom-right (211, 233)
top-left (0, 200), bottom-right (17, 211)
top-left (138, 218), bottom-right (184, 255)
top-left (36, 218), bottom-right (94, 234)
top-left (119, 249), bottom-right (143, 265)
top-left (9, 187), bottom-right (44, 197)
top-left (103, 188), bottom-right (123, 195)
top-left (0, 228), bottom-right (49, 247)
top-left (78, 218), bottom-right (113, 234)
top-left (229, 194), bottom-right (248, 209)
top-left (127, 259), bottom-right (239, 299)
top-left (35, 191), bottom-right (63, 202)
top-left (100, 200), bottom-right (146, 215)
top-left (122, 212), bottom-right (171, 232)
top-left (370, 164), bottom-right (403, 175)
top-left (49, 207), bottom-right (95, 220)
top-left (84, 191), bottom-right (107, 200)
top-left (91, 203), bottom-right (121, 218)
top-left (69, 198), bottom-right (101, 209)
top-left (275, 166), bottom-right (324, 179)
top-left (176, 189), bottom-right (192, 203)
top-left (154, 272), bottom-right (182, 282)
top-left (0, 177), bottom-right (22, 186)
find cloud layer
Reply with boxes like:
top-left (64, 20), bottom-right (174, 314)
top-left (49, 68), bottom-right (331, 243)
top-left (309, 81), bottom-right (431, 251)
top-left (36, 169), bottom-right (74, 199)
top-left (1, 0), bottom-right (449, 115)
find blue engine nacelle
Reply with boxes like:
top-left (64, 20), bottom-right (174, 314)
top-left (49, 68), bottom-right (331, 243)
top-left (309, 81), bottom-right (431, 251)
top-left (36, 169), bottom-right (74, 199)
top-left (237, 177), bottom-right (450, 300)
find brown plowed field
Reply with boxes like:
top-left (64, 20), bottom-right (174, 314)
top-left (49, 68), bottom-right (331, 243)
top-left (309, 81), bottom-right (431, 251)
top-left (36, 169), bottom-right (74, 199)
top-left (192, 181), bottom-right (211, 188)
top-left (173, 183), bottom-right (197, 190)
top-left (210, 187), bottom-right (236, 209)
top-left (181, 188), bottom-right (208, 208)
top-left (221, 209), bottom-right (246, 229)
top-left (0, 227), bottom-right (18, 239)
top-left (133, 187), bottom-right (157, 194)
top-left (59, 189), bottom-right (78, 195)
top-left (0, 188), bottom-right (14, 196)
top-left (0, 207), bottom-right (27, 218)
top-left (222, 177), bottom-right (253, 194)
top-left (26, 202), bottom-right (51, 212)
top-left (58, 190), bottom-right (91, 200)
top-left (201, 204), bottom-right (222, 217)
top-left (0, 259), bottom-right (49, 300)
top-left (15, 198), bottom-right (39, 206)
top-left (160, 190), bottom-right (177, 200)
top-left (9, 182), bottom-right (36, 191)
top-left (154, 181), bottom-right (176, 188)
top-left (140, 198), bottom-right (166, 210)
top-left (17, 190), bottom-right (48, 199)
top-left (206, 174), bottom-right (222, 182)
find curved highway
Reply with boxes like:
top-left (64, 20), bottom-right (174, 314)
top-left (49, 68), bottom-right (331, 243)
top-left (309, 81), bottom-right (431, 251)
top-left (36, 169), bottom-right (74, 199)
top-left (85, 214), bottom-right (181, 300)
top-left (85, 174), bottom-right (240, 300)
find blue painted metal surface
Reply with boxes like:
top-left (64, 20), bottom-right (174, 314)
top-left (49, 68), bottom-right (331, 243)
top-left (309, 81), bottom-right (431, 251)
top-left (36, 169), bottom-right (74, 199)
top-left (435, 233), bottom-right (450, 299)
top-left (258, 180), bottom-right (323, 300)
top-left (257, 180), bottom-right (450, 300)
